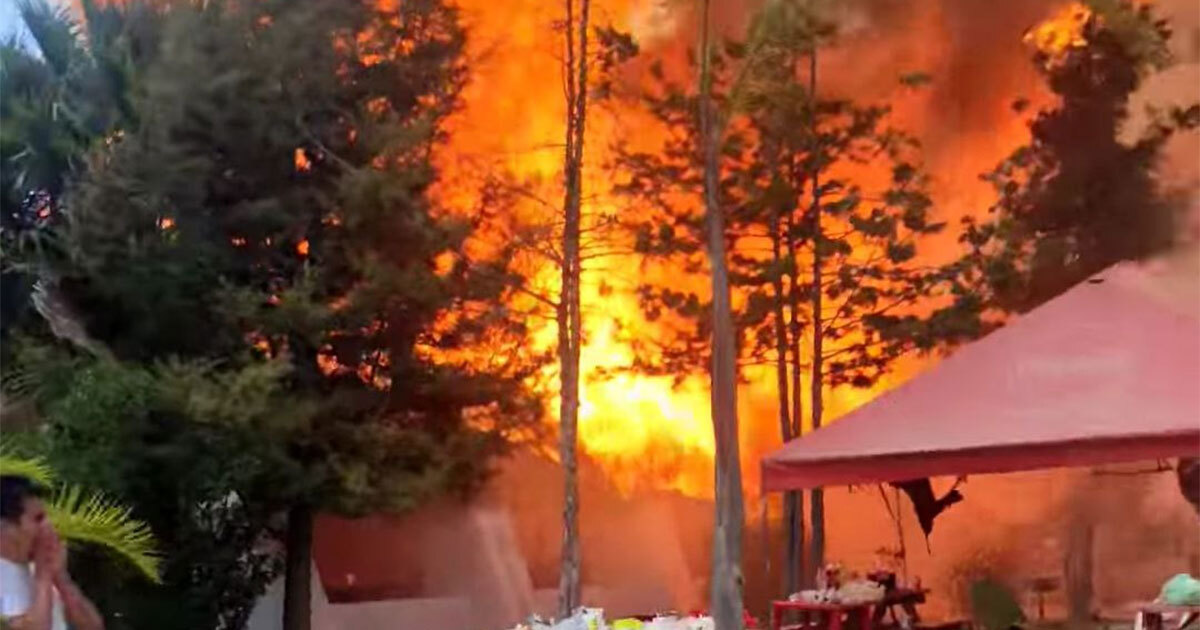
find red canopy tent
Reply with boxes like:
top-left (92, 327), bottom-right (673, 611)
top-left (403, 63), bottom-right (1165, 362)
top-left (761, 248), bottom-right (1200, 492)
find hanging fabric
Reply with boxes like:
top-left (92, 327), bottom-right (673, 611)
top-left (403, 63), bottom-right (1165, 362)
top-left (888, 478), bottom-right (964, 539)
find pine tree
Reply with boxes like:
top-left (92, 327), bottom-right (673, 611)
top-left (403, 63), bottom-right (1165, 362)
top-left (960, 0), bottom-right (1199, 311)
top-left (461, 17), bottom-right (636, 618)
top-left (1, 0), bottom-right (158, 348)
top-left (3, 0), bottom-right (541, 627)
top-left (614, 0), bottom-right (983, 596)
top-left (697, 0), bottom-right (744, 627)
top-left (557, 0), bottom-right (590, 614)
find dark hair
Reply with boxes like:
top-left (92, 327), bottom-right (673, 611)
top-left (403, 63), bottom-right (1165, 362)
top-left (0, 475), bottom-right (44, 523)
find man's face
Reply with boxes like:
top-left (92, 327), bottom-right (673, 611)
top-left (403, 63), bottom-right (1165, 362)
top-left (0, 496), bottom-right (47, 561)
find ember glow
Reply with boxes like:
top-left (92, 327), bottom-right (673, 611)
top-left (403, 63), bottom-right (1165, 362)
top-left (431, 0), bottom-right (1086, 498)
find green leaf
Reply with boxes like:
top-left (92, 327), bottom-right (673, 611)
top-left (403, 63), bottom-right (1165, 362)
top-left (16, 0), bottom-right (79, 77)
top-left (0, 450), bottom-right (56, 486)
top-left (47, 485), bottom-right (161, 583)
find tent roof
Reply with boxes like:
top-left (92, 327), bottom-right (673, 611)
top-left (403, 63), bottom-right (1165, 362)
top-left (761, 247), bottom-right (1200, 492)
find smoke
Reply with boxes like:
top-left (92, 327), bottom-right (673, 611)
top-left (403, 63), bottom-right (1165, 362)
top-left (797, 468), bottom-right (1198, 620)
top-left (482, 451), bottom-right (713, 615)
top-left (1131, 0), bottom-right (1200, 238)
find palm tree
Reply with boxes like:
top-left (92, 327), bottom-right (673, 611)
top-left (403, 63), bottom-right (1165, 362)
top-left (3, 0), bottom-right (151, 354)
top-left (1, 0), bottom-right (135, 214)
top-left (0, 450), bottom-right (161, 583)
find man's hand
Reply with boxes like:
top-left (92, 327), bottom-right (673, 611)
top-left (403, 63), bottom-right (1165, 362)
top-left (31, 525), bottom-right (65, 580)
top-left (31, 523), bottom-right (104, 630)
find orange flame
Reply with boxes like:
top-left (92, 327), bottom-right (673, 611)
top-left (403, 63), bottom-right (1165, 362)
top-left (294, 147), bottom-right (313, 172)
top-left (1024, 2), bottom-right (1092, 59)
top-left (428, 0), bottom-right (1072, 498)
top-left (426, 0), bottom-right (727, 496)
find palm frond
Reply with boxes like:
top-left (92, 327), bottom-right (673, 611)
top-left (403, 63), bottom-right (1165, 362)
top-left (31, 280), bottom-right (113, 360)
top-left (0, 451), bottom-right (161, 582)
top-left (16, 0), bottom-right (80, 77)
top-left (0, 450), bottom-right (56, 486)
top-left (48, 485), bottom-right (161, 583)
top-left (2, 363), bottom-right (41, 401)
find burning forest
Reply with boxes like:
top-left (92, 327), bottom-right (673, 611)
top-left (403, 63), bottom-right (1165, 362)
top-left (431, 0), bottom-right (1199, 500)
top-left (0, 0), bottom-right (1197, 629)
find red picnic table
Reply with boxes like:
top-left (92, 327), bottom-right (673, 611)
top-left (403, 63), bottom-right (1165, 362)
top-left (770, 600), bottom-right (873, 630)
top-left (772, 589), bottom-right (930, 630)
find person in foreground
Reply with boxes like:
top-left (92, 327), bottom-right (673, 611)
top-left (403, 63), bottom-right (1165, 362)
top-left (0, 475), bottom-right (104, 630)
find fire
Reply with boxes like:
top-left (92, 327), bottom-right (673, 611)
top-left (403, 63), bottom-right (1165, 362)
top-left (1024, 2), bottom-right (1092, 59)
top-left (433, 0), bottom-right (727, 497)
top-left (429, 0), bottom-right (1074, 498)
top-left (294, 147), bottom-right (313, 172)
top-left (572, 301), bottom-right (717, 497)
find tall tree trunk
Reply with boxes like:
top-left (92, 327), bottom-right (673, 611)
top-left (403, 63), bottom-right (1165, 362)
top-left (769, 169), bottom-right (801, 598)
top-left (699, 1), bottom-right (745, 627)
top-left (282, 504), bottom-right (314, 630)
top-left (785, 155), bottom-right (806, 588)
top-left (1065, 518), bottom-right (1095, 630)
top-left (806, 44), bottom-right (826, 581)
top-left (557, 0), bottom-right (589, 617)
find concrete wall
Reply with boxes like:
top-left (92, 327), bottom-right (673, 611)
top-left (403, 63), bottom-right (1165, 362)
top-left (245, 561), bottom-right (336, 630)
top-left (328, 597), bottom-right (473, 630)
top-left (246, 561), bottom-right (476, 630)
top-left (247, 505), bottom-right (543, 630)
top-left (247, 453), bottom-right (705, 630)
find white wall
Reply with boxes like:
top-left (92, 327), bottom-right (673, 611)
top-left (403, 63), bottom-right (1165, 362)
top-left (246, 562), bottom-right (336, 630)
